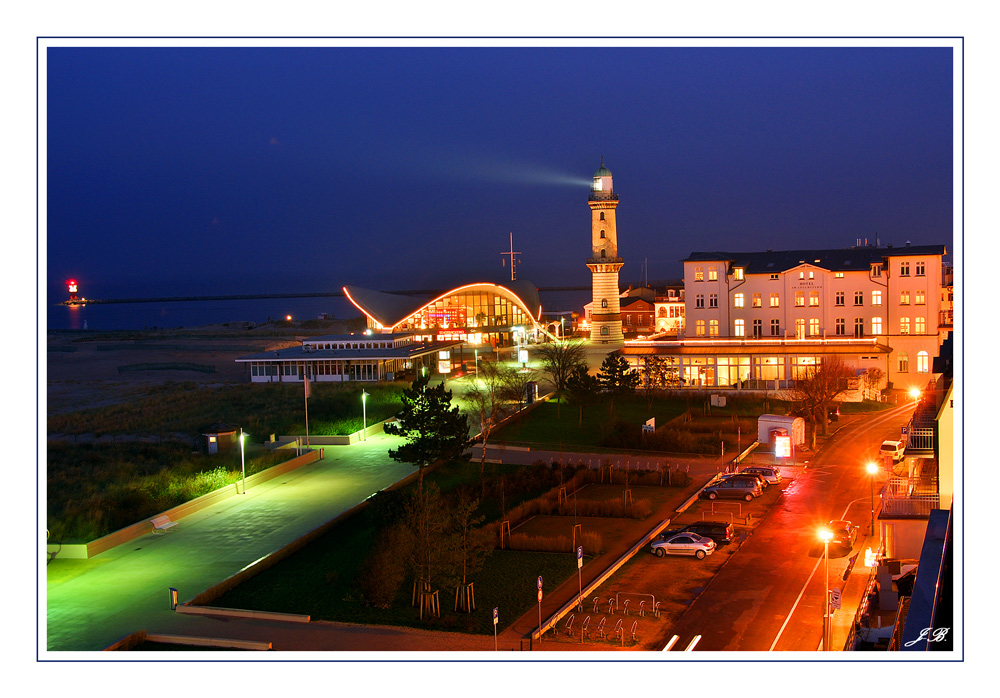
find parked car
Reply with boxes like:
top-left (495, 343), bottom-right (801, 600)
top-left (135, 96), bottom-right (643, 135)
top-left (880, 439), bottom-right (905, 462)
top-left (826, 520), bottom-right (858, 551)
top-left (722, 471), bottom-right (769, 489)
top-left (739, 465), bottom-right (782, 485)
top-left (650, 533), bottom-right (716, 559)
top-left (700, 476), bottom-right (763, 502)
top-left (660, 522), bottom-right (735, 546)
top-left (828, 404), bottom-right (841, 422)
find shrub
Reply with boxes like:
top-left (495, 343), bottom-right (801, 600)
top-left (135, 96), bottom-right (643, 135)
top-left (357, 524), bottom-right (410, 609)
top-left (507, 530), bottom-right (604, 554)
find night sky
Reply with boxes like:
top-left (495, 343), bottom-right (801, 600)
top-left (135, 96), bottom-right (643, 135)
top-left (44, 45), bottom-right (954, 301)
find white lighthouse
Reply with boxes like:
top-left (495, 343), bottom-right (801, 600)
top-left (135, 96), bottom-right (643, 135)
top-left (586, 159), bottom-right (624, 343)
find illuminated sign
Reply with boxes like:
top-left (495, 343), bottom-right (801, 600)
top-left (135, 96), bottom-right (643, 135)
top-left (774, 435), bottom-right (792, 458)
top-left (518, 348), bottom-right (529, 364)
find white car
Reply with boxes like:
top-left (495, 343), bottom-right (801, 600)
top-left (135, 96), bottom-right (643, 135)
top-left (739, 465), bottom-right (782, 485)
top-left (650, 533), bottom-right (716, 560)
top-left (880, 440), bottom-right (905, 462)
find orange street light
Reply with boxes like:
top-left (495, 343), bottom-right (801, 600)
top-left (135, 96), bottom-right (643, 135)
top-left (819, 528), bottom-right (833, 650)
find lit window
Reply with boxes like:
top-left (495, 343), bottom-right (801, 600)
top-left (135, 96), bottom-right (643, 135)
top-left (872, 317), bottom-right (883, 334)
top-left (695, 267), bottom-right (704, 281)
top-left (795, 319), bottom-right (805, 339)
top-left (917, 351), bottom-right (929, 373)
top-left (915, 290), bottom-right (925, 305)
top-left (770, 293), bottom-right (780, 307)
top-left (799, 271), bottom-right (805, 280)
top-left (871, 290), bottom-right (882, 306)
top-left (752, 293), bottom-right (762, 308)
top-left (809, 291), bottom-right (820, 307)
top-left (809, 271), bottom-right (815, 279)
top-left (899, 291), bottom-right (909, 305)
top-left (809, 319), bottom-right (820, 336)
top-left (900, 317), bottom-right (910, 334)
top-left (708, 267), bottom-right (718, 281)
top-left (915, 316), bottom-right (926, 334)
top-left (795, 292), bottom-right (805, 307)
top-left (734, 319), bottom-right (745, 336)
top-left (734, 293), bottom-right (744, 308)
top-left (733, 267), bottom-right (744, 280)
top-left (709, 319), bottom-right (719, 336)
top-left (696, 319), bottom-right (705, 336)
top-left (898, 352), bottom-right (909, 372)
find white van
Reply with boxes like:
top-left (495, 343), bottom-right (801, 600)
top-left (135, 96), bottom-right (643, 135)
top-left (880, 440), bottom-right (905, 462)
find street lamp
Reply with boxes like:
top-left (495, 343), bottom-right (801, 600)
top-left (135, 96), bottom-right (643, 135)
top-left (819, 527), bottom-right (833, 650)
top-left (239, 428), bottom-right (247, 495)
top-left (866, 461), bottom-right (879, 537)
top-left (362, 390), bottom-right (369, 441)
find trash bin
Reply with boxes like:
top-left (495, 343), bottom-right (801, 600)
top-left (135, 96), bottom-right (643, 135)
top-left (525, 381), bottom-right (538, 404)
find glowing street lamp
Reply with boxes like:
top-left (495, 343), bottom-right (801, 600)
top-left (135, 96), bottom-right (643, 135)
top-left (866, 461), bottom-right (879, 536)
top-left (239, 429), bottom-right (247, 495)
top-left (819, 528), bottom-right (833, 650)
top-left (362, 390), bottom-right (369, 441)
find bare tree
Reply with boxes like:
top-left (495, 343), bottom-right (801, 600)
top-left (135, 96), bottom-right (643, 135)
top-left (535, 340), bottom-right (588, 418)
top-left (464, 360), bottom-right (514, 491)
top-left (861, 367), bottom-right (886, 401)
top-left (790, 355), bottom-right (854, 447)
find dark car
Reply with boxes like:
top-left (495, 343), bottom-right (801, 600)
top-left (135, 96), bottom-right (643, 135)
top-left (828, 404), bottom-right (841, 422)
top-left (721, 471), bottom-right (768, 489)
top-left (826, 519), bottom-right (858, 551)
top-left (700, 476), bottom-right (762, 502)
top-left (660, 522), bottom-right (735, 546)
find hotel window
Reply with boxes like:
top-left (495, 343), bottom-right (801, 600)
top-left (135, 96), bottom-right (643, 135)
top-left (871, 290), bottom-right (882, 306)
top-left (734, 319), bottom-right (745, 336)
top-left (835, 271), bottom-right (844, 278)
top-left (795, 319), bottom-right (806, 339)
top-left (753, 319), bottom-right (762, 337)
top-left (872, 317), bottom-right (883, 335)
top-left (809, 271), bottom-right (815, 279)
top-left (900, 262), bottom-right (910, 276)
top-left (854, 291), bottom-right (864, 306)
top-left (795, 292), bottom-right (805, 307)
top-left (770, 319), bottom-right (780, 336)
top-left (915, 261), bottom-right (925, 276)
top-left (709, 294), bottom-right (718, 308)
top-left (709, 319), bottom-right (719, 336)
top-left (799, 271), bottom-right (804, 279)
top-left (898, 352), bottom-right (909, 372)
top-left (917, 351), bottom-right (930, 373)
top-left (733, 267), bottom-right (744, 280)
top-left (855, 318), bottom-right (865, 337)
top-left (835, 291), bottom-right (845, 306)
top-left (835, 317), bottom-right (845, 335)
top-left (900, 291), bottom-right (909, 305)
top-left (708, 267), bottom-right (718, 281)
top-left (915, 316), bottom-right (926, 334)
top-left (809, 291), bottom-right (820, 307)
top-left (695, 267), bottom-right (704, 281)
top-left (734, 293), bottom-right (745, 308)
top-left (696, 294), bottom-right (704, 309)
top-left (696, 319), bottom-right (705, 336)
top-left (770, 292), bottom-right (780, 307)
top-left (900, 317), bottom-right (910, 334)
top-left (915, 290), bottom-right (925, 305)
top-left (809, 319), bottom-right (820, 336)
top-left (752, 293), bottom-right (762, 308)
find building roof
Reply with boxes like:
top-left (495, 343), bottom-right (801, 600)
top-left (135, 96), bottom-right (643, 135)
top-left (343, 281), bottom-right (542, 330)
top-left (680, 245), bottom-right (947, 274)
top-left (235, 338), bottom-right (464, 363)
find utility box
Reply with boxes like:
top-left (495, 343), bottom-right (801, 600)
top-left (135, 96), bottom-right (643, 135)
top-left (525, 381), bottom-right (538, 404)
top-left (757, 414), bottom-right (805, 446)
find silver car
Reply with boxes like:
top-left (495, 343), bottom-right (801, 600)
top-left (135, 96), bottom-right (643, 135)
top-left (650, 533), bottom-right (716, 560)
top-left (739, 465), bottom-right (782, 485)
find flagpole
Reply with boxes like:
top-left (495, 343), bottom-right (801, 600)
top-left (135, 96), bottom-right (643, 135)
top-left (303, 365), bottom-right (310, 448)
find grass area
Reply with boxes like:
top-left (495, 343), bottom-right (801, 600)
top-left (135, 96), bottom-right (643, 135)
top-left (46, 441), bottom-right (296, 542)
top-left (47, 381), bottom-right (406, 438)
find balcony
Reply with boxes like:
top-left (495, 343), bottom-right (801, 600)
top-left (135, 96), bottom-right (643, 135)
top-left (880, 476), bottom-right (939, 517)
top-left (588, 192), bottom-right (619, 202)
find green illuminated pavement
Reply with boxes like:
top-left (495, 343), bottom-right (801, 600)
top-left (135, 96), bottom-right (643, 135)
top-left (45, 432), bottom-right (416, 652)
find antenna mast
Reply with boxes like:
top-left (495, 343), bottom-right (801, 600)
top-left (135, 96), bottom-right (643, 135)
top-left (500, 232), bottom-right (521, 281)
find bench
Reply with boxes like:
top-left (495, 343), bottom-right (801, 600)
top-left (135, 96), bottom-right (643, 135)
top-left (151, 515), bottom-right (178, 534)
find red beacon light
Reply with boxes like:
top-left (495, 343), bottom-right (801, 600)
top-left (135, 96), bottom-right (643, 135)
top-left (66, 279), bottom-right (79, 300)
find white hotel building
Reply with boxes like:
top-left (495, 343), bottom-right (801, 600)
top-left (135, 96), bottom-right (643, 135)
top-left (618, 244), bottom-right (949, 396)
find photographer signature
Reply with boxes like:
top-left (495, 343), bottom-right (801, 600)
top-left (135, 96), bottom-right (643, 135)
top-left (904, 627), bottom-right (949, 647)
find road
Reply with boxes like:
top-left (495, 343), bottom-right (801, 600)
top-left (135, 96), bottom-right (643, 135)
top-left (661, 403), bottom-right (915, 651)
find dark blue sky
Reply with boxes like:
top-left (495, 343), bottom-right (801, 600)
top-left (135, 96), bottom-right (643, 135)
top-left (45, 46), bottom-right (953, 300)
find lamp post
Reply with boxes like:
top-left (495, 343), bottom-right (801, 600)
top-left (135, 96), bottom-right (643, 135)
top-left (819, 528), bottom-right (833, 650)
top-left (866, 461), bottom-right (878, 537)
top-left (239, 429), bottom-right (247, 495)
top-left (362, 390), bottom-right (369, 441)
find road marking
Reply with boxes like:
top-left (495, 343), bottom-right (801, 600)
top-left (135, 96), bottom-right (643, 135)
top-left (768, 553), bottom-right (823, 651)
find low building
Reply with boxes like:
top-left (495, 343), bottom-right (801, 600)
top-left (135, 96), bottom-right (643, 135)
top-left (236, 333), bottom-right (464, 383)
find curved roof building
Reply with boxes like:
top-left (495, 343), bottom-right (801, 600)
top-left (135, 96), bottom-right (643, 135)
top-left (344, 281), bottom-right (542, 347)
